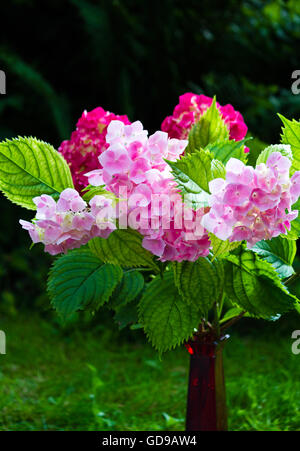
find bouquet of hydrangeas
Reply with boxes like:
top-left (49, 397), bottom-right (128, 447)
top-left (1, 93), bottom-right (300, 430)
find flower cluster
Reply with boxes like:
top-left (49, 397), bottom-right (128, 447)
top-left (20, 189), bottom-right (116, 255)
top-left (161, 92), bottom-right (248, 145)
top-left (59, 107), bottom-right (131, 192)
top-left (86, 120), bottom-right (211, 261)
top-left (202, 152), bottom-right (300, 247)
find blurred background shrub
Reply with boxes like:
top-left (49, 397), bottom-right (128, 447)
top-left (0, 0), bottom-right (299, 312)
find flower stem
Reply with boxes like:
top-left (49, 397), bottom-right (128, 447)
top-left (220, 311), bottom-right (246, 332)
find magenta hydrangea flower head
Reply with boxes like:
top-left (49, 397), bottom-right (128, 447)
top-left (59, 107), bottom-right (131, 192)
top-left (161, 92), bottom-right (248, 144)
top-left (202, 150), bottom-right (300, 247)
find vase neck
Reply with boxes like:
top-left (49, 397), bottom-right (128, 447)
top-left (185, 334), bottom-right (229, 431)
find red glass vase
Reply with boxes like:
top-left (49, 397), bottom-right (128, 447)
top-left (185, 334), bottom-right (229, 431)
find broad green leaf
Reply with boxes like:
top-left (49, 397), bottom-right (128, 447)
top-left (224, 248), bottom-right (298, 318)
top-left (209, 233), bottom-right (241, 259)
top-left (48, 249), bottom-right (122, 317)
top-left (205, 139), bottom-right (248, 164)
top-left (279, 114), bottom-right (300, 173)
top-left (109, 270), bottom-right (144, 310)
top-left (172, 257), bottom-right (224, 314)
top-left (138, 272), bottom-right (200, 353)
top-left (0, 137), bottom-right (74, 209)
top-left (114, 300), bottom-right (139, 330)
top-left (185, 97), bottom-right (229, 153)
top-left (89, 229), bottom-right (159, 271)
top-left (166, 149), bottom-right (212, 209)
top-left (256, 143), bottom-right (292, 166)
top-left (251, 237), bottom-right (296, 279)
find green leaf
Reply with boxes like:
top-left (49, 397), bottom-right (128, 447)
top-left (224, 248), bottom-right (299, 318)
top-left (138, 272), bottom-right (200, 353)
top-left (166, 149), bottom-right (212, 209)
top-left (209, 233), bottom-right (241, 259)
top-left (205, 139), bottom-right (248, 164)
top-left (211, 159), bottom-right (226, 179)
top-left (89, 229), bottom-right (159, 271)
top-left (220, 306), bottom-right (279, 323)
top-left (172, 257), bottom-right (224, 314)
top-left (282, 219), bottom-right (300, 240)
top-left (279, 114), bottom-right (300, 173)
top-left (0, 137), bottom-right (74, 209)
top-left (82, 185), bottom-right (117, 202)
top-left (251, 237), bottom-right (296, 279)
top-left (186, 97), bottom-right (229, 153)
top-left (256, 143), bottom-right (292, 166)
top-left (220, 307), bottom-right (246, 324)
top-left (109, 270), bottom-right (144, 310)
top-left (114, 300), bottom-right (139, 330)
top-left (47, 249), bottom-right (122, 318)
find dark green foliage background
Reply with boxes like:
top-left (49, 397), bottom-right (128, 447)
top-left (0, 0), bottom-right (299, 310)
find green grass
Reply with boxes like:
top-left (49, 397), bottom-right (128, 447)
top-left (0, 312), bottom-right (299, 431)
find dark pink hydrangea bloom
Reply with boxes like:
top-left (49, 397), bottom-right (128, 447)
top-left (161, 92), bottom-right (248, 145)
top-left (59, 107), bottom-right (131, 192)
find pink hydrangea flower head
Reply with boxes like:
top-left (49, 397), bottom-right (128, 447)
top-left (20, 189), bottom-right (116, 255)
top-left (86, 120), bottom-right (211, 262)
top-left (202, 152), bottom-right (300, 247)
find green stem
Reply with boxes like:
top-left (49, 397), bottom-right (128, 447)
top-left (218, 292), bottom-right (225, 319)
top-left (213, 302), bottom-right (221, 338)
top-left (220, 311), bottom-right (246, 332)
top-left (124, 267), bottom-right (153, 273)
